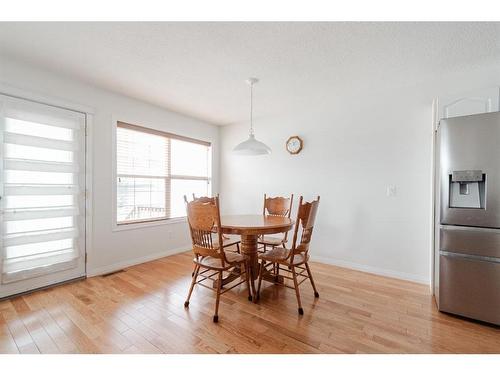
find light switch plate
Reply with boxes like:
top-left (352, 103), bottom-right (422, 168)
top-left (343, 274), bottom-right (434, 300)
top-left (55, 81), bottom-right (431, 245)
top-left (386, 185), bottom-right (397, 197)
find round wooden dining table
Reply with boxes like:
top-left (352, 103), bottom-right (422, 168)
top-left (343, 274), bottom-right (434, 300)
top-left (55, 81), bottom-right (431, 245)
top-left (220, 214), bottom-right (294, 299)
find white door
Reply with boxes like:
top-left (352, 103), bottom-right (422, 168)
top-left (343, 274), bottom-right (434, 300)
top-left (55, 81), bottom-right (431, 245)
top-left (0, 95), bottom-right (86, 298)
top-left (437, 86), bottom-right (500, 123)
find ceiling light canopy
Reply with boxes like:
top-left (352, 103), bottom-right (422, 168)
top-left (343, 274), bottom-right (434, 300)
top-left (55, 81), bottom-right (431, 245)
top-left (232, 78), bottom-right (271, 156)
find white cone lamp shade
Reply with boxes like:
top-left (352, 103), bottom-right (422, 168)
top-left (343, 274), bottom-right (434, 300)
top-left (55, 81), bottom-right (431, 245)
top-left (233, 77), bottom-right (271, 156)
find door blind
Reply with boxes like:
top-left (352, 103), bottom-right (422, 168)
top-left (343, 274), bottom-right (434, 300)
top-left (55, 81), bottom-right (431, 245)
top-left (1, 97), bottom-right (86, 284)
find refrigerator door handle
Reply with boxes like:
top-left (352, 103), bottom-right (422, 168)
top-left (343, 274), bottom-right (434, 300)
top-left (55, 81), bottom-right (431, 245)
top-left (440, 224), bottom-right (500, 234)
top-left (440, 250), bottom-right (500, 264)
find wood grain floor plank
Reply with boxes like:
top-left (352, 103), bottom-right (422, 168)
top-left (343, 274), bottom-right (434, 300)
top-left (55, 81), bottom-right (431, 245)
top-left (20, 312), bottom-right (60, 354)
top-left (0, 311), bottom-right (20, 354)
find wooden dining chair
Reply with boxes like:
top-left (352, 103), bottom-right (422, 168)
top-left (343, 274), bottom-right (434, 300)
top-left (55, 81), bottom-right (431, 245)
top-left (184, 195), bottom-right (251, 323)
top-left (258, 194), bottom-right (293, 253)
top-left (256, 196), bottom-right (320, 315)
top-left (192, 194), bottom-right (240, 253)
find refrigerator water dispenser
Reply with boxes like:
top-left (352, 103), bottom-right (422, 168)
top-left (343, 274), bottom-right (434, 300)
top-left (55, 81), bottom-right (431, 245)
top-left (449, 170), bottom-right (485, 209)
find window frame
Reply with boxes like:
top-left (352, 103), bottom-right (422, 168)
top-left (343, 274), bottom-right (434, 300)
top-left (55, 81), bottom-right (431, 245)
top-left (113, 120), bottom-right (212, 229)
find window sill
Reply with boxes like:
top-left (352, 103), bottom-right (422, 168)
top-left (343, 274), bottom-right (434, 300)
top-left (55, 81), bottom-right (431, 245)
top-left (112, 217), bottom-right (187, 232)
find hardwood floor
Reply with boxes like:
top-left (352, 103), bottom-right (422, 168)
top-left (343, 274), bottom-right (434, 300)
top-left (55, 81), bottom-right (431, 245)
top-left (0, 250), bottom-right (498, 354)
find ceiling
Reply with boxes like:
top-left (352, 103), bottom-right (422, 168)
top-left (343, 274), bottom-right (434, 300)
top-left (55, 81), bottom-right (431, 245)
top-left (0, 22), bottom-right (499, 125)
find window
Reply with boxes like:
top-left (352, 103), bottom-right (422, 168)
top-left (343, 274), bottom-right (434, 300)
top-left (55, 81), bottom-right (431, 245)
top-left (116, 122), bottom-right (211, 225)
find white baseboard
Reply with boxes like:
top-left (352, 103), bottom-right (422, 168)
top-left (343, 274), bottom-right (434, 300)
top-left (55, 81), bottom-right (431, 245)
top-left (309, 255), bottom-right (429, 285)
top-left (86, 247), bottom-right (429, 286)
top-left (86, 245), bottom-right (190, 277)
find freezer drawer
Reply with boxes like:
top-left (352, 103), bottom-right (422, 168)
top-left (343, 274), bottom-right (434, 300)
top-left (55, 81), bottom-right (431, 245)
top-left (440, 225), bottom-right (500, 258)
top-left (439, 253), bottom-right (500, 325)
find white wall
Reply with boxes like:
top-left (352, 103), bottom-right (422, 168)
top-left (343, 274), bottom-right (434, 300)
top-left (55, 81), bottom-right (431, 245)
top-left (220, 62), bottom-right (500, 284)
top-left (0, 56), bottom-right (220, 276)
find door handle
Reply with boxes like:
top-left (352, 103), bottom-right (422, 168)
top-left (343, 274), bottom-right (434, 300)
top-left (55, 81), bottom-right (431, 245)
top-left (440, 250), bottom-right (500, 264)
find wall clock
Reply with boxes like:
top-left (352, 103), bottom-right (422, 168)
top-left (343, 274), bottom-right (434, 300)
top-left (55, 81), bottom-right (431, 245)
top-left (286, 136), bottom-right (303, 154)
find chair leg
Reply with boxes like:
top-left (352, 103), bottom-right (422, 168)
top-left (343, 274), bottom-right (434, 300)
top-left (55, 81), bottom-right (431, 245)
top-left (256, 261), bottom-right (265, 301)
top-left (244, 263), bottom-right (252, 301)
top-left (213, 271), bottom-right (222, 323)
top-left (185, 264), bottom-right (200, 308)
top-left (191, 263), bottom-right (196, 277)
top-left (270, 252), bottom-right (276, 275)
top-left (305, 262), bottom-right (319, 298)
top-left (291, 266), bottom-right (303, 315)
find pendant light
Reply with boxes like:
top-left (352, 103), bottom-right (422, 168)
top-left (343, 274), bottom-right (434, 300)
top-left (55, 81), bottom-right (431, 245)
top-left (232, 77), bottom-right (272, 155)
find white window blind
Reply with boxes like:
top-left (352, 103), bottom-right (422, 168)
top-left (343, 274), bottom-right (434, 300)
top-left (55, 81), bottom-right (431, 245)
top-left (1, 98), bottom-right (85, 284)
top-left (116, 122), bottom-right (211, 224)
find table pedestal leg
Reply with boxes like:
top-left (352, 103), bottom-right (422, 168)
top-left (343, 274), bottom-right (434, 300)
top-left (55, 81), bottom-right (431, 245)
top-left (240, 234), bottom-right (258, 300)
top-left (262, 263), bottom-right (285, 284)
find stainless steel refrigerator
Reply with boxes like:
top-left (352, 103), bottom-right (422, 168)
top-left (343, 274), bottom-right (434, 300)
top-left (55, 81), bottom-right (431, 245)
top-left (435, 111), bottom-right (500, 325)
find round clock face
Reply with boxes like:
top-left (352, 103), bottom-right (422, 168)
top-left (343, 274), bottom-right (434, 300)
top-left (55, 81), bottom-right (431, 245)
top-left (286, 136), bottom-right (303, 154)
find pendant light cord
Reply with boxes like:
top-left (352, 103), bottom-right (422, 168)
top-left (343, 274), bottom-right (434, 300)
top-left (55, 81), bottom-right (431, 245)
top-left (249, 81), bottom-right (254, 136)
